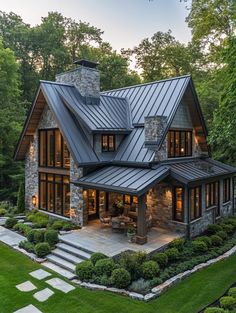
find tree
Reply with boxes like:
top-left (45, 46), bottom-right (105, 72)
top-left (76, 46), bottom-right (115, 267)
top-left (17, 182), bottom-right (25, 213)
top-left (209, 36), bottom-right (236, 165)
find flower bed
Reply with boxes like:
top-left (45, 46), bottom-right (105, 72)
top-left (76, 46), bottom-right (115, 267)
top-left (74, 216), bottom-right (236, 297)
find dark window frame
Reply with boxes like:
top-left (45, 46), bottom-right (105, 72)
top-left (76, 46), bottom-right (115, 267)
top-left (39, 172), bottom-right (70, 217)
top-left (101, 134), bottom-right (116, 152)
top-left (189, 186), bottom-right (202, 221)
top-left (168, 129), bottom-right (192, 158)
top-left (173, 186), bottom-right (184, 222)
top-left (223, 178), bottom-right (231, 203)
top-left (206, 181), bottom-right (220, 216)
top-left (38, 128), bottom-right (70, 169)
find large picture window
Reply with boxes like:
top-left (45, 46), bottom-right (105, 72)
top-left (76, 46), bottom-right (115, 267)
top-left (168, 130), bottom-right (192, 158)
top-left (173, 187), bottom-right (184, 222)
top-left (39, 129), bottom-right (70, 169)
top-left (39, 173), bottom-right (70, 217)
top-left (223, 178), bottom-right (231, 203)
top-left (206, 181), bottom-right (220, 215)
top-left (101, 134), bottom-right (116, 152)
top-left (190, 186), bottom-right (201, 221)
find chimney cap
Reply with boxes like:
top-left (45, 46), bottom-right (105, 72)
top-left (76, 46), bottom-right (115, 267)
top-left (74, 59), bottom-right (98, 69)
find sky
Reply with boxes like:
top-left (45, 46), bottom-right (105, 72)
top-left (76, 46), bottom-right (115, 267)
top-left (0, 0), bottom-right (192, 51)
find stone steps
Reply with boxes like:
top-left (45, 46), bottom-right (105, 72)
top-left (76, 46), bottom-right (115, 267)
top-left (42, 261), bottom-right (76, 280)
top-left (46, 254), bottom-right (76, 272)
top-left (59, 236), bottom-right (94, 255)
top-left (56, 242), bottom-right (91, 260)
top-left (52, 248), bottom-right (84, 265)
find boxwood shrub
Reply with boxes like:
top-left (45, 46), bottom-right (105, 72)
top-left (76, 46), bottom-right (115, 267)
top-left (192, 240), bottom-right (208, 254)
top-left (95, 258), bottom-right (115, 276)
top-left (91, 252), bottom-right (108, 265)
top-left (111, 268), bottom-right (131, 288)
top-left (221, 223), bottom-right (234, 234)
top-left (169, 238), bottom-right (185, 251)
top-left (141, 261), bottom-right (160, 280)
top-left (220, 296), bottom-right (236, 310)
top-left (44, 229), bottom-right (58, 247)
top-left (207, 224), bottom-right (223, 235)
top-left (165, 248), bottom-right (179, 262)
top-left (194, 236), bottom-right (212, 247)
top-left (34, 230), bottom-right (46, 244)
top-left (152, 252), bottom-right (168, 268)
top-left (216, 230), bottom-right (228, 241)
top-left (5, 217), bottom-right (17, 229)
top-left (34, 242), bottom-right (51, 258)
top-left (211, 234), bottom-right (223, 246)
top-left (76, 260), bottom-right (94, 281)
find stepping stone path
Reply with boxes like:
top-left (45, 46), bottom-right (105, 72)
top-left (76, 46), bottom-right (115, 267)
top-left (46, 277), bottom-right (75, 293)
top-left (16, 281), bottom-right (37, 292)
top-left (33, 288), bottom-right (54, 302)
top-left (14, 304), bottom-right (43, 313)
top-left (30, 269), bottom-right (51, 280)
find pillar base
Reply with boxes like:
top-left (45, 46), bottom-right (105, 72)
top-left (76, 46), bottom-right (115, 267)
top-left (136, 235), bottom-right (147, 245)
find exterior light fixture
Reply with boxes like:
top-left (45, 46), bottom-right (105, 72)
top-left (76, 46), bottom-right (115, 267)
top-left (32, 195), bottom-right (37, 207)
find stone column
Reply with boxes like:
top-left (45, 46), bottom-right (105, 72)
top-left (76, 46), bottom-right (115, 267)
top-left (136, 193), bottom-right (147, 244)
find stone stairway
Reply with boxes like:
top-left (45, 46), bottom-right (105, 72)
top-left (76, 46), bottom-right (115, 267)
top-left (43, 237), bottom-right (93, 280)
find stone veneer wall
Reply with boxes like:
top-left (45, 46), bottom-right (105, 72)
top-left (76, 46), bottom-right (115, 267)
top-left (25, 105), bottom-right (84, 225)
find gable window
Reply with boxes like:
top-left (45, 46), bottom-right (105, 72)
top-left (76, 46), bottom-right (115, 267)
top-left (223, 178), bottom-right (231, 203)
top-left (39, 129), bottom-right (70, 169)
top-left (190, 186), bottom-right (201, 221)
top-left (168, 130), bottom-right (192, 158)
top-left (101, 134), bottom-right (115, 152)
top-left (173, 187), bottom-right (184, 222)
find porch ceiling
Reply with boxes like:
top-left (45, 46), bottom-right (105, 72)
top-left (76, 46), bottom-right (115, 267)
top-left (74, 165), bottom-right (170, 196)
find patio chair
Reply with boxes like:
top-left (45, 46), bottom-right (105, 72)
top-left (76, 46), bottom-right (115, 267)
top-left (100, 214), bottom-right (111, 226)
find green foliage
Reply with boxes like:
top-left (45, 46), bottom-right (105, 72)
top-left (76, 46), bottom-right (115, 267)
top-left (211, 235), bottom-right (224, 246)
top-left (216, 231), bottom-right (228, 241)
top-left (220, 223), bottom-right (234, 235)
top-left (0, 208), bottom-right (7, 216)
top-left (141, 261), bottom-right (160, 280)
top-left (51, 220), bottom-right (64, 231)
top-left (44, 230), bottom-right (58, 247)
top-left (169, 238), bottom-right (185, 251)
top-left (165, 248), bottom-right (180, 262)
top-left (76, 260), bottom-right (94, 281)
top-left (204, 308), bottom-right (226, 313)
top-left (5, 217), bottom-right (17, 229)
top-left (194, 236), bottom-right (212, 247)
top-left (19, 240), bottom-right (34, 253)
top-left (27, 229), bottom-right (36, 243)
top-left (34, 230), bottom-right (46, 244)
top-left (16, 182), bottom-right (24, 213)
top-left (90, 252), bottom-right (108, 265)
top-left (228, 287), bottom-right (236, 298)
top-left (118, 252), bottom-right (146, 280)
top-left (34, 242), bottom-right (51, 258)
top-left (111, 268), bottom-right (131, 289)
top-left (13, 223), bottom-right (31, 236)
top-left (207, 224), bottom-right (223, 235)
top-left (192, 240), bottom-right (208, 254)
top-left (95, 258), bottom-right (115, 276)
top-left (152, 253), bottom-right (168, 268)
top-left (220, 296), bottom-right (236, 310)
top-left (129, 278), bottom-right (153, 294)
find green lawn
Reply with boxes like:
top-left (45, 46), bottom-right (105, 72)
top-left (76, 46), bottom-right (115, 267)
top-left (1, 243), bottom-right (236, 313)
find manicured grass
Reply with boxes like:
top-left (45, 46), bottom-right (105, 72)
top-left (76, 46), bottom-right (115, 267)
top-left (1, 242), bottom-right (236, 313)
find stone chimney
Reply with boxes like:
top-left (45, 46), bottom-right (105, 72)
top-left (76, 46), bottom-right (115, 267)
top-left (144, 116), bottom-right (167, 147)
top-left (56, 59), bottom-right (100, 104)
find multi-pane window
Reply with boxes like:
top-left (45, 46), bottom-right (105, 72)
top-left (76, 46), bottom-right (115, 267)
top-left (101, 134), bottom-right (116, 152)
top-left (39, 173), bottom-right (70, 217)
top-left (223, 178), bottom-right (231, 203)
top-left (190, 186), bottom-right (201, 221)
top-left (39, 129), bottom-right (70, 168)
top-left (206, 181), bottom-right (220, 216)
top-left (168, 130), bottom-right (192, 158)
top-left (173, 187), bottom-right (184, 222)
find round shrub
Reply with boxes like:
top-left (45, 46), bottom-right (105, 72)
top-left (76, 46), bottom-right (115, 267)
top-left (34, 230), bottom-right (45, 244)
top-left (204, 308), bottom-right (226, 313)
top-left (51, 220), bottom-right (64, 231)
top-left (62, 223), bottom-right (74, 231)
top-left (220, 296), bottom-right (236, 310)
top-left (18, 224), bottom-right (32, 236)
top-left (194, 236), bottom-right (212, 247)
top-left (192, 240), bottom-right (208, 254)
top-left (207, 224), bottom-right (223, 235)
top-left (27, 229), bottom-right (37, 243)
top-left (111, 268), bottom-right (131, 288)
top-left (169, 238), bottom-right (185, 251)
top-left (0, 208), bottom-right (6, 216)
top-left (95, 258), bottom-right (115, 276)
top-left (141, 261), bottom-right (160, 280)
top-left (165, 248), bottom-right (179, 262)
top-left (76, 260), bottom-right (94, 281)
top-left (228, 287), bottom-right (236, 298)
top-left (152, 253), bottom-right (168, 268)
top-left (210, 235), bottom-right (223, 246)
top-left (5, 217), bottom-right (17, 229)
top-left (91, 252), bottom-right (108, 265)
top-left (44, 230), bottom-right (58, 247)
top-left (19, 240), bottom-right (34, 253)
top-left (216, 230), bottom-right (228, 241)
top-left (221, 223), bottom-right (234, 234)
top-left (118, 252), bottom-right (144, 280)
top-left (34, 242), bottom-right (51, 258)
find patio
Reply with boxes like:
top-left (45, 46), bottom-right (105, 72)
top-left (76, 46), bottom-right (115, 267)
top-left (60, 220), bottom-right (183, 257)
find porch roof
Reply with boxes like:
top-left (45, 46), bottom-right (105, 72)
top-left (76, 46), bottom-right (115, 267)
top-left (74, 165), bottom-right (170, 196)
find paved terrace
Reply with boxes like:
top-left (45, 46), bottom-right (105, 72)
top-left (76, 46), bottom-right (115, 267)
top-left (60, 220), bottom-right (182, 257)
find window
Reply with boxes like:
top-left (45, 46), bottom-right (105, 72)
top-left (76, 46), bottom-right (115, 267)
top-left (39, 129), bottom-right (70, 169)
top-left (124, 195), bottom-right (138, 213)
top-left (223, 178), bottom-right (231, 203)
top-left (101, 134), bottom-right (115, 152)
top-left (39, 173), bottom-right (70, 217)
top-left (206, 181), bottom-right (220, 215)
top-left (190, 186), bottom-right (201, 221)
top-left (168, 130), bottom-right (192, 158)
top-left (173, 187), bottom-right (184, 222)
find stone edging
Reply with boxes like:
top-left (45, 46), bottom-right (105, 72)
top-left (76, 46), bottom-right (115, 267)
top-left (72, 245), bottom-right (236, 302)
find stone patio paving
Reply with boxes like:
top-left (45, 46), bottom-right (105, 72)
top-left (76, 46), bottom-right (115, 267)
top-left (61, 220), bottom-right (182, 256)
top-left (0, 225), bottom-right (25, 247)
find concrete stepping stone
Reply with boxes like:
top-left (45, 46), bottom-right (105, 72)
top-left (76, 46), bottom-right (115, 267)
top-left (33, 288), bottom-right (54, 302)
top-left (16, 281), bottom-right (37, 292)
top-left (13, 304), bottom-right (43, 313)
top-left (46, 277), bottom-right (75, 293)
top-left (30, 269), bottom-right (51, 280)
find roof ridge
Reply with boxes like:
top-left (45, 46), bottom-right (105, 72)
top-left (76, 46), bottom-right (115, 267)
top-left (101, 94), bottom-right (126, 100)
top-left (102, 74), bottom-right (191, 94)
top-left (39, 80), bottom-right (74, 87)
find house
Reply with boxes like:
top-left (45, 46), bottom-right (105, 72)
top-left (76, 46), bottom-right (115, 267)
top-left (14, 59), bottom-right (236, 245)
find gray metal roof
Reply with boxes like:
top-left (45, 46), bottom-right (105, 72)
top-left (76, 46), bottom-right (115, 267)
top-left (47, 82), bottom-right (132, 132)
top-left (103, 75), bottom-right (190, 125)
top-left (75, 165), bottom-right (169, 195)
top-left (168, 158), bottom-right (236, 183)
top-left (40, 82), bottom-right (100, 165)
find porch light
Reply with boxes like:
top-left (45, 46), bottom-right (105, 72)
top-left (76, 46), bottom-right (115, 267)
top-left (181, 147), bottom-right (185, 153)
top-left (32, 195), bottom-right (37, 207)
